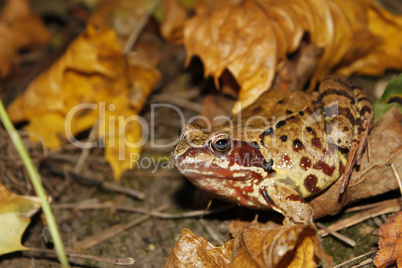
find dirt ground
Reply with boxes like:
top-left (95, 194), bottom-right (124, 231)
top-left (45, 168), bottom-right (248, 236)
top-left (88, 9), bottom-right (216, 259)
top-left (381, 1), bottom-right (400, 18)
top-left (0, 0), bottom-right (401, 267)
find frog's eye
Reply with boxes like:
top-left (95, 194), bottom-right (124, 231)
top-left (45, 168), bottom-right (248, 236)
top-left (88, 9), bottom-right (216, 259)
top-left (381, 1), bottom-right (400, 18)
top-left (211, 135), bottom-right (232, 155)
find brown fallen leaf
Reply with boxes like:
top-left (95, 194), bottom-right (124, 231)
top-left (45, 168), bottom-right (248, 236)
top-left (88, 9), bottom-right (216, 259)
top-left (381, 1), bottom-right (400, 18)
top-left (7, 25), bottom-right (160, 181)
top-left (373, 210), bottom-right (402, 268)
top-left (165, 225), bottom-right (332, 268)
top-left (0, 0), bottom-right (51, 78)
top-left (184, 0), bottom-right (402, 111)
top-left (309, 107), bottom-right (402, 219)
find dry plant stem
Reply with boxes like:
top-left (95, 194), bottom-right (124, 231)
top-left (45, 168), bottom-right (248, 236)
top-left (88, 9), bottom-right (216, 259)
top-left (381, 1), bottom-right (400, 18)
top-left (315, 222), bottom-right (356, 247)
top-left (52, 202), bottom-right (236, 219)
top-left (344, 197), bottom-right (402, 213)
top-left (199, 218), bottom-right (225, 245)
top-left (152, 94), bottom-right (204, 113)
top-left (72, 204), bottom-right (169, 250)
top-left (73, 121), bottom-right (98, 174)
top-left (391, 163), bottom-right (402, 196)
top-left (333, 250), bottom-right (376, 268)
top-left (318, 198), bottom-right (402, 237)
top-left (0, 99), bottom-right (69, 267)
top-left (27, 247), bottom-right (134, 265)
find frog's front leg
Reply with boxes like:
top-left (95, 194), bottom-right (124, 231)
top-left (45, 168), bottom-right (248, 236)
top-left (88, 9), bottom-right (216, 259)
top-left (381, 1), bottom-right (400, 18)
top-left (260, 182), bottom-right (314, 226)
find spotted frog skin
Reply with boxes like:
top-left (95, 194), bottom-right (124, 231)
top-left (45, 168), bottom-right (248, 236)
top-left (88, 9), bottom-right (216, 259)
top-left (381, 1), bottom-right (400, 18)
top-left (171, 78), bottom-right (373, 225)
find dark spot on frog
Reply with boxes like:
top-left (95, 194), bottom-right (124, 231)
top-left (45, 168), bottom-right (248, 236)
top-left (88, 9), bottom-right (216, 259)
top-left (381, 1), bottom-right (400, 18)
top-left (306, 126), bottom-right (315, 134)
top-left (359, 105), bottom-right (372, 116)
top-left (275, 120), bottom-right (286, 128)
top-left (343, 126), bottom-right (349, 132)
top-left (278, 99), bottom-right (285, 104)
top-left (286, 115), bottom-right (296, 120)
top-left (286, 194), bottom-right (304, 202)
top-left (253, 107), bottom-right (263, 113)
top-left (280, 135), bottom-right (288, 142)
top-left (299, 111), bottom-right (304, 116)
top-left (259, 127), bottom-right (274, 139)
top-left (304, 174), bottom-right (320, 194)
top-left (337, 138), bottom-right (341, 144)
top-left (286, 110), bottom-right (293, 114)
top-left (293, 139), bottom-right (303, 150)
top-left (250, 141), bottom-right (259, 149)
top-left (262, 159), bottom-right (275, 173)
top-left (260, 186), bottom-right (276, 206)
top-left (260, 139), bottom-right (265, 146)
top-left (313, 160), bottom-right (335, 176)
top-left (325, 105), bottom-right (355, 126)
top-left (300, 157), bottom-right (311, 170)
top-left (312, 138), bottom-right (322, 148)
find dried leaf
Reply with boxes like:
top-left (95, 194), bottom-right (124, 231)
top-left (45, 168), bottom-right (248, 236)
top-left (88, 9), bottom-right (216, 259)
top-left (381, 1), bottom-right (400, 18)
top-left (7, 25), bottom-right (160, 181)
top-left (310, 107), bottom-right (402, 219)
top-left (164, 228), bottom-right (233, 267)
top-left (374, 210), bottom-right (402, 268)
top-left (0, 0), bottom-right (51, 78)
top-left (230, 225), bottom-right (332, 268)
top-left (184, 0), bottom-right (402, 111)
top-left (165, 225), bottom-right (332, 268)
top-left (0, 183), bottom-right (41, 255)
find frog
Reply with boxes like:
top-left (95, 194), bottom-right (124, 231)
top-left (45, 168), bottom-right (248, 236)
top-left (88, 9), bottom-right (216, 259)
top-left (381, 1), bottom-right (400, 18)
top-left (171, 77), bottom-right (373, 226)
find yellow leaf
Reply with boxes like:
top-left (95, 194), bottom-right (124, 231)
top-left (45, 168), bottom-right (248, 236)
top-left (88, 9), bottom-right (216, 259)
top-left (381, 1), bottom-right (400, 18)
top-left (0, 183), bottom-right (41, 255)
top-left (7, 24), bottom-right (160, 181)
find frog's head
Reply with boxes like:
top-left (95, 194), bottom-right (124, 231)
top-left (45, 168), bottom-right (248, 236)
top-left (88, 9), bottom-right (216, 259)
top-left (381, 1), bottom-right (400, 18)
top-left (171, 124), bottom-right (274, 201)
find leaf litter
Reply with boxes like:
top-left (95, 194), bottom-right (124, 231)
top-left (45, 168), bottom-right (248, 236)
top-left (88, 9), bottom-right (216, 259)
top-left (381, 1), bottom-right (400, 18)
top-left (0, 0), bottom-right (402, 267)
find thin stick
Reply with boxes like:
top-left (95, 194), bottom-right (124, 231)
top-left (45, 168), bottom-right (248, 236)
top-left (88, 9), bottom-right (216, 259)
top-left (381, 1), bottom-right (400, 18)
top-left (333, 250), bottom-right (376, 268)
top-left (318, 199), bottom-right (402, 237)
top-left (316, 222), bottom-right (356, 247)
top-left (52, 202), bottom-right (236, 219)
top-left (28, 247), bottom-right (134, 265)
top-left (199, 218), bottom-right (225, 245)
top-left (73, 205), bottom-right (168, 249)
top-left (391, 163), bottom-right (402, 196)
top-left (73, 121), bottom-right (98, 174)
top-left (0, 99), bottom-right (69, 267)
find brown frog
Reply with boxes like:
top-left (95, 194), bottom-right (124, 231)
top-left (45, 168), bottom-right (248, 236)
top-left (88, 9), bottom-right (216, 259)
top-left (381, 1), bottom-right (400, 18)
top-left (171, 77), bottom-right (373, 225)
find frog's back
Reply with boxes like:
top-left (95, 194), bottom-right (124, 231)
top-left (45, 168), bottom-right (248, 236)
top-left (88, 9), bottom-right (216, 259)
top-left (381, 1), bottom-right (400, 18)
top-left (234, 89), bottom-right (344, 198)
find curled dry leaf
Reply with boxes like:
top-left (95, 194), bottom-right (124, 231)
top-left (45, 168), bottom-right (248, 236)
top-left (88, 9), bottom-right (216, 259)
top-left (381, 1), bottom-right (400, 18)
top-left (7, 25), bottom-right (160, 181)
top-left (184, 0), bottom-right (402, 111)
top-left (374, 210), bottom-right (402, 268)
top-left (309, 107), bottom-right (402, 219)
top-left (160, 0), bottom-right (188, 42)
top-left (0, 0), bottom-right (51, 78)
top-left (165, 225), bottom-right (332, 268)
top-left (0, 183), bottom-right (41, 255)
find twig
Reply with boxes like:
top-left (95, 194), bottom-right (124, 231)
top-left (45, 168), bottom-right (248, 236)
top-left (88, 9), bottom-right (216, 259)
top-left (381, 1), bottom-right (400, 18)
top-left (73, 121), bottom-right (99, 174)
top-left (52, 202), bottom-right (236, 219)
top-left (199, 218), bottom-right (225, 245)
top-left (27, 247), bottom-right (134, 265)
top-left (318, 198), bottom-right (402, 237)
top-left (316, 222), bottom-right (356, 247)
top-left (391, 163), bottom-right (402, 196)
top-left (72, 204), bottom-right (168, 249)
top-left (42, 164), bottom-right (145, 200)
top-left (333, 250), bottom-right (376, 268)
